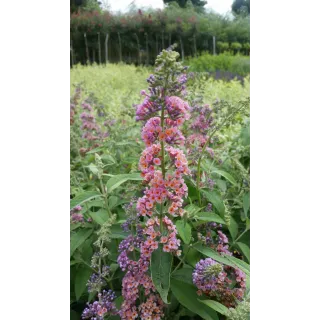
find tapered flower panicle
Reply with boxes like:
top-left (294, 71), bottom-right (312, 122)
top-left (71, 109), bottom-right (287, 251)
top-left (119, 46), bottom-right (191, 319)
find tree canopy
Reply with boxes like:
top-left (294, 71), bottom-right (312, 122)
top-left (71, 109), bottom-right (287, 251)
top-left (232, 0), bottom-right (250, 15)
top-left (163, 0), bottom-right (207, 9)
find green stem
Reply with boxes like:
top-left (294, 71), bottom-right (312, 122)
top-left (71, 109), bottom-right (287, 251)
top-left (172, 246), bottom-right (190, 273)
top-left (99, 178), bottom-right (111, 218)
top-left (77, 258), bottom-right (110, 283)
top-left (196, 101), bottom-right (248, 206)
top-left (230, 229), bottom-right (248, 249)
top-left (159, 75), bottom-right (169, 232)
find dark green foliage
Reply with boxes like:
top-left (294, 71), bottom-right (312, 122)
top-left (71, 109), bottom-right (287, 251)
top-left (232, 0), bottom-right (250, 15)
top-left (164, 0), bottom-right (207, 8)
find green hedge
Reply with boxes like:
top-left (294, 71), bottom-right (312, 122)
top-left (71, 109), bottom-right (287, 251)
top-left (185, 53), bottom-right (250, 76)
top-left (70, 5), bottom-right (250, 65)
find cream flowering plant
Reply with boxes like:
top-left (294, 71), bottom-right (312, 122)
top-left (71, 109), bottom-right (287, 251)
top-left (70, 46), bottom-right (250, 320)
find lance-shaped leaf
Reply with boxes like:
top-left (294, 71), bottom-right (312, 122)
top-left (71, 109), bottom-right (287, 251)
top-left (106, 173), bottom-right (143, 193)
top-left (70, 191), bottom-right (102, 210)
top-left (199, 299), bottom-right (229, 316)
top-left (176, 220), bottom-right (192, 244)
top-left (171, 278), bottom-right (218, 320)
top-left (151, 246), bottom-right (172, 304)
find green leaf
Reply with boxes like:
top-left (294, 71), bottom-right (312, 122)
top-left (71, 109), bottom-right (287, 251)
top-left (110, 224), bottom-right (129, 239)
top-left (88, 291), bottom-right (96, 302)
top-left (108, 196), bottom-right (119, 209)
top-left (243, 193), bottom-right (250, 218)
top-left (216, 179), bottom-right (227, 192)
top-left (201, 190), bottom-right (225, 217)
top-left (185, 178), bottom-right (199, 200)
top-left (70, 228), bottom-right (93, 257)
top-left (81, 239), bottom-right (93, 263)
top-left (228, 216), bottom-right (238, 241)
top-left (246, 218), bottom-right (250, 231)
top-left (224, 255), bottom-right (250, 275)
top-left (75, 266), bottom-right (92, 300)
top-left (70, 191), bottom-right (102, 210)
top-left (211, 168), bottom-right (237, 185)
top-left (236, 242), bottom-right (250, 262)
top-left (176, 220), bottom-right (192, 244)
top-left (101, 154), bottom-right (116, 164)
top-left (106, 173), bottom-right (143, 193)
top-left (115, 296), bottom-right (124, 309)
top-left (151, 246), bottom-right (172, 304)
top-left (85, 146), bottom-right (105, 154)
top-left (184, 204), bottom-right (202, 216)
top-left (193, 243), bottom-right (250, 276)
top-left (171, 266), bottom-right (194, 285)
top-left (116, 141), bottom-right (137, 146)
top-left (87, 163), bottom-right (99, 175)
top-left (70, 310), bottom-right (80, 320)
top-left (171, 278), bottom-right (219, 320)
top-left (184, 246), bottom-right (202, 267)
top-left (195, 212), bottom-right (226, 224)
top-left (199, 299), bottom-right (229, 316)
top-left (88, 209), bottom-right (109, 225)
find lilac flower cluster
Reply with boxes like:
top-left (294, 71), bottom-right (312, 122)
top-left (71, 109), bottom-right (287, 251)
top-left (190, 104), bottom-right (214, 134)
top-left (197, 222), bottom-right (231, 255)
top-left (207, 177), bottom-right (215, 190)
top-left (192, 258), bottom-right (246, 308)
top-left (82, 290), bottom-right (117, 320)
top-left (117, 227), bottom-right (164, 320)
top-left (70, 85), bottom-right (82, 125)
top-left (87, 273), bottom-right (106, 293)
top-left (77, 98), bottom-right (112, 155)
top-left (186, 103), bottom-right (216, 163)
top-left (121, 198), bottom-right (139, 232)
top-left (87, 266), bottom-right (110, 293)
top-left (70, 205), bottom-right (84, 223)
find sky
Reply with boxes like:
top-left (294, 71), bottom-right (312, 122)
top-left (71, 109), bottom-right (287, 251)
top-left (107, 0), bottom-right (234, 15)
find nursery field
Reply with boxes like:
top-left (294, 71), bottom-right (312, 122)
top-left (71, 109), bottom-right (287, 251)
top-left (70, 49), bottom-right (250, 320)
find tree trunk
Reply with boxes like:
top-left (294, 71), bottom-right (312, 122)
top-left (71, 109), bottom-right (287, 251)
top-left (169, 33), bottom-right (171, 46)
top-left (156, 34), bottom-right (159, 56)
top-left (105, 33), bottom-right (109, 64)
top-left (134, 33), bottom-right (141, 65)
top-left (97, 32), bottom-right (101, 64)
top-left (213, 36), bottom-right (216, 55)
top-left (179, 36), bottom-right (184, 61)
top-left (117, 32), bottom-right (122, 62)
top-left (84, 33), bottom-right (90, 64)
top-left (70, 39), bottom-right (74, 67)
top-left (161, 30), bottom-right (164, 50)
top-left (93, 49), bottom-right (95, 63)
top-left (145, 33), bottom-right (149, 66)
top-left (193, 34), bottom-right (197, 57)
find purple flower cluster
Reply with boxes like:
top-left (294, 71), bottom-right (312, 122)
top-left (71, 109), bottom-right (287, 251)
top-left (87, 265), bottom-right (110, 293)
top-left (190, 104), bottom-right (213, 134)
top-left (135, 95), bottom-right (162, 121)
top-left (192, 258), bottom-right (246, 308)
top-left (207, 178), bottom-right (215, 190)
top-left (117, 228), bottom-right (164, 320)
top-left (87, 273), bottom-right (106, 293)
top-left (70, 205), bottom-right (84, 223)
top-left (186, 103), bottom-right (216, 163)
top-left (70, 85), bottom-right (82, 125)
top-left (79, 100), bottom-right (110, 155)
top-left (197, 223), bottom-right (231, 255)
top-left (82, 290), bottom-right (117, 320)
